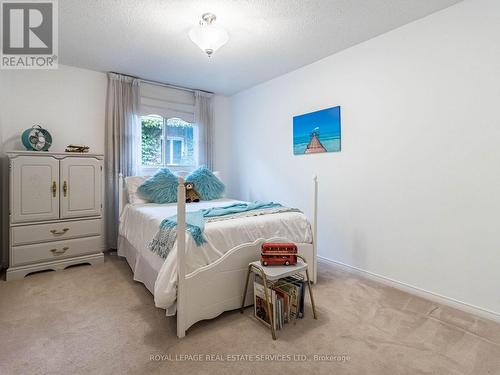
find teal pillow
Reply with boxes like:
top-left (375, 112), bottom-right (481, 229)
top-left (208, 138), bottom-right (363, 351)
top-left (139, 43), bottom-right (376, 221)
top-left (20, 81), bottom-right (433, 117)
top-left (186, 166), bottom-right (225, 201)
top-left (137, 168), bottom-right (178, 204)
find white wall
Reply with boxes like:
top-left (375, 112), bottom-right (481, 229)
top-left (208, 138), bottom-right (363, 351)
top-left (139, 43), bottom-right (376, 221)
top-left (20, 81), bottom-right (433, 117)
top-left (227, 0), bottom-right (500, 317)
top-left (1, 64), bottom-right (107, 153)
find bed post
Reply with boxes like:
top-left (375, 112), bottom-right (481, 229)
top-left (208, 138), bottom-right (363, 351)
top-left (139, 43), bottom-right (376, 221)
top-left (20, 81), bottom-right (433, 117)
top-left (176, 177), bottom-right (187, 338)
top-left (312, 175), bottom-right (318, 283)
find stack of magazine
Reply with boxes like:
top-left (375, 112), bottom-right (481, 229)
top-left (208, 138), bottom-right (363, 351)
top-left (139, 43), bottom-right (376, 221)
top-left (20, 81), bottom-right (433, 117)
top-left (253, 274), bottom-right (306, 331)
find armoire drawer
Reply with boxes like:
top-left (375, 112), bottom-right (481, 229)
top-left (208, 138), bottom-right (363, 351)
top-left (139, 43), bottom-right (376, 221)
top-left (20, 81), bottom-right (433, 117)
top-left (11, 219), bottom-right (102, 246)
top-left (11, 236), bottom-right (102, 267)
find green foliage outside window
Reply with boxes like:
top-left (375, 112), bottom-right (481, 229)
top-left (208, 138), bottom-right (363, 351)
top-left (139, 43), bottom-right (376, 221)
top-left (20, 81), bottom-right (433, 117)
top-left (141, 116), bottom-right (163, 166)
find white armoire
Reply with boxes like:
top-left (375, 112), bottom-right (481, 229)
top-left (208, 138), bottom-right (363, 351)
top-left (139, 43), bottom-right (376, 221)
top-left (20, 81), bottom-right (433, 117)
top-left (7, 151), bottom-right (104, 280)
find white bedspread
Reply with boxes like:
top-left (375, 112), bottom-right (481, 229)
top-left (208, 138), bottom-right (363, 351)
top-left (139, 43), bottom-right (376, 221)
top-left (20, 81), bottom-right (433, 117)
top-left (118, 199), bottom-right (312, 315)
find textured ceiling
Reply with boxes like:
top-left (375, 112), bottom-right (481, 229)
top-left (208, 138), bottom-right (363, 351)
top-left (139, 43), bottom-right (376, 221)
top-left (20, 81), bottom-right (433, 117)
top-left (59, 0), bottom-right (462, 95)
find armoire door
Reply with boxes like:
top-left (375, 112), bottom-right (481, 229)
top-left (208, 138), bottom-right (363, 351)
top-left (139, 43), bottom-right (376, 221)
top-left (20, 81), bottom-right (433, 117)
top-left (10, 156), bottom-right (60, 223)
top-left (60, 157), bottom-right (102, 219)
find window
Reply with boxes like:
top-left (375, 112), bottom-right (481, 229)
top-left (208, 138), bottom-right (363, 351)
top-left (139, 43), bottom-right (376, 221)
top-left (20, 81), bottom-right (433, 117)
top-left (141, 115), bottom-right (196, 167)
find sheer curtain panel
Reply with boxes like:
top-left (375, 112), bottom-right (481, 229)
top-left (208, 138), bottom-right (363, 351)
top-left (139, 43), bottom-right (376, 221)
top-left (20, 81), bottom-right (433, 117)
top-left (105, 73), bottom-right (140, 249)
top-left (194, 91), bottom-right (214, 170)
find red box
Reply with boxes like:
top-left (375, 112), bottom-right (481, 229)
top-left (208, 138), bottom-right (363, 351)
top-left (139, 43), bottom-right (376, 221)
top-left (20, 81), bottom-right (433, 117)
top-left (261, 242), bottom-right (298, 266)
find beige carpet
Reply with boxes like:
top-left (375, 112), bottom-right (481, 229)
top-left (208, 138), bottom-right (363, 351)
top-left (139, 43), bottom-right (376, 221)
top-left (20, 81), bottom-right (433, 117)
top-left (0, 254), bottom-right (499, 375)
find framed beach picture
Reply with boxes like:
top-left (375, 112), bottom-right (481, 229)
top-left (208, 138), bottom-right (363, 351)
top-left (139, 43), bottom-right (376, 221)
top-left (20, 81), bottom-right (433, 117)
top-left (293, 106), bottom-right (341, 155)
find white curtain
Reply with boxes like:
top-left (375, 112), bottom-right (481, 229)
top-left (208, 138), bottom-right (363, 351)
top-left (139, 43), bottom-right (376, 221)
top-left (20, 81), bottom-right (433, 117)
top-left (105, 73), bottom-right (140, 249)
top-left (194, 91), bottom-right (214, 170)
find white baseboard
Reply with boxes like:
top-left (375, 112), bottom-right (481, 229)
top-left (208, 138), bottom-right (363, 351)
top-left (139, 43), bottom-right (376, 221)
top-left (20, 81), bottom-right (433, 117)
top-left (318, 255), bottom-right (500, 324)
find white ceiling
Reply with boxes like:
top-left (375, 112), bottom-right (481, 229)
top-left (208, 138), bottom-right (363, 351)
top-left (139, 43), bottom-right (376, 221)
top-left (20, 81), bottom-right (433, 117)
top-left (60, 0), bottom-right (462, 95)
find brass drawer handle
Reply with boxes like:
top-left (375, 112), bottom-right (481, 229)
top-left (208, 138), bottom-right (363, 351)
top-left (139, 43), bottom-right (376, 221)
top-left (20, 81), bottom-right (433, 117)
top-left (50, 228), bottom-right (69, 235)
top-left (50, 247), bottom-right (69, 255)
top-left (63, 181), bottom-right (68, 197)
top-left (52, 181), bottom-right (57, 197)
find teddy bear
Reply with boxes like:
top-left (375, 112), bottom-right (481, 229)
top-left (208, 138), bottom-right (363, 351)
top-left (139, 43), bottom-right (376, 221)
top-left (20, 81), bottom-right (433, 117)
top-left (184, 182), bottom-right (201, 203)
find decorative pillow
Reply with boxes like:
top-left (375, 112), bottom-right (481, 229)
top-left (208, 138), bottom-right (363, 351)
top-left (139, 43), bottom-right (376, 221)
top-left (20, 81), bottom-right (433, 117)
top-left (186, 166), bottom-right (225, 201)
top-left (137, 168), bottom-right (178, 204)
top-left (124, 176), bottom-right (149, 204)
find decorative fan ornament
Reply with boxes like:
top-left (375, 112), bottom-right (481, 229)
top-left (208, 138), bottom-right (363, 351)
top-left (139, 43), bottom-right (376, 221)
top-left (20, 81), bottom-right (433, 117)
top-left (21, 125), bottom-right (52, 151)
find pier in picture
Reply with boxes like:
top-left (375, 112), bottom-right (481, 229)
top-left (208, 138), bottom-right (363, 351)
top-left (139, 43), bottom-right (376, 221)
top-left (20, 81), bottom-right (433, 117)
top-left (293, 106), bottom-right (341, 155)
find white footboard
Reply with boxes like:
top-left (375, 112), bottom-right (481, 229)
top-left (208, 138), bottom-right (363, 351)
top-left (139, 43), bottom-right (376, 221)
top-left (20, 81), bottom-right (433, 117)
top-left (175, 176), bottom-right (318, 338)
top-left (180, 238), bottom-right (314, 334)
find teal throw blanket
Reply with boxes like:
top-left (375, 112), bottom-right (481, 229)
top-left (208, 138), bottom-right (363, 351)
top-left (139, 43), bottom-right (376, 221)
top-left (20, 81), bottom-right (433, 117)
top-left (161, 201), bottom-right (282, 246)
top-left (149, 201), bottom-right (301, 259)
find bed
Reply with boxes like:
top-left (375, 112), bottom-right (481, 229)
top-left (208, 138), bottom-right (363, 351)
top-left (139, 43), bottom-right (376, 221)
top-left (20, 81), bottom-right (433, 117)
top-left (117, 173), bottom-right (318, 338)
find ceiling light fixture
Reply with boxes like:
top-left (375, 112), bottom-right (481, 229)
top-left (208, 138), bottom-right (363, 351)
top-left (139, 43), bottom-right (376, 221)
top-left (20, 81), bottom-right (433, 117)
top-left (189, 13), bottom-right (229, 57)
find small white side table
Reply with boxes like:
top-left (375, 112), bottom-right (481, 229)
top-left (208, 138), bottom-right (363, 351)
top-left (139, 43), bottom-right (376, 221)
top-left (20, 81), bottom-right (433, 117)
top-left (240, 255), bottom-right (317, 340)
